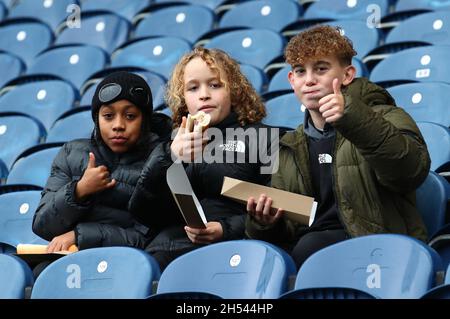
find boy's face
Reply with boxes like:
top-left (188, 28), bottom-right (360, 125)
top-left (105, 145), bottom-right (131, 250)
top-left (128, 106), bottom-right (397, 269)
top-left (98, 99), bottom-right (143, 153)
top-left (183, 57), bottom-right (232, 126)
top-left (288, 55), bottom-right (355, 111)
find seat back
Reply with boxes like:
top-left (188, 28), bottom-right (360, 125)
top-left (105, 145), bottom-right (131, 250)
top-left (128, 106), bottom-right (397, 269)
top-left (46, 110), bottom-right (93, 143)
top-left (240, 63), bottom-right (267, 93)
top-left (0, 52), bottom-right (24, 89)
top-left (304, 0), bottom-right (389, 21)
top-left (0, 254), bottom-right (34, 299)
top-left (83, 0), bottom-right (148, 22)
top-left (295, 234), bottom-right (442, 299)
top-left (205, 29), bottom-right (285, 69)
top-left (155, 240), bottom-right (296, 299)
top-left (6, 145), bottom-right (61, 188)
top-left (417, 121), bottom-right (450, 172)
top-left (0, 190), bottom-right (47, 249)
top-left (263, 93), bottom-right (304, 130)
top-left (31, 247), bottom-right (161, 299)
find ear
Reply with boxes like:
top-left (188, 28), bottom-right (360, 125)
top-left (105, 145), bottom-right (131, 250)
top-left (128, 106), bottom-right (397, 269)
top-left (342, 65), bottom-right (356, 86)
top-left (288, 70), bottom-right (295, 90)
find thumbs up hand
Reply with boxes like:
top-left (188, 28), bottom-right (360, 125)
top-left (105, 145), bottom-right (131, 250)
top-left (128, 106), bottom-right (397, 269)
top-left (75, 152), bottom-right (116, 201)
top-left (318, 78), bottom-right (345, 124)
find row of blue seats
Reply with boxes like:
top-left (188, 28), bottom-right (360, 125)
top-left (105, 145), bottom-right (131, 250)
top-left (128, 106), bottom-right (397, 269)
top-left (3, 235), bottom-right (450, 299)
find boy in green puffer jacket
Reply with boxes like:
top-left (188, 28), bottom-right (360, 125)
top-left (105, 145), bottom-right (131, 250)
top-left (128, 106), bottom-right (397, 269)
top-left (245, 25), bottom-right (430, 268)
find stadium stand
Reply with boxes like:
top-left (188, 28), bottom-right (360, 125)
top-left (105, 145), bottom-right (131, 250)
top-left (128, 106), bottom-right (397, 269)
top-left (82, 0), bottom-right (148, 22)
top-left (0, 254), bottom-right (34, 299)
top-left (45, 108), bottom-right (93, 143)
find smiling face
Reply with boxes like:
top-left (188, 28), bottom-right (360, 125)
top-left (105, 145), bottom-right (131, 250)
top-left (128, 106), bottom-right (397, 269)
top-left (288, 55), bottom-right (355, 111)
top-left (183, 57), bottom-right (232, 126)
top-left (98, 99), bottom-right (143, 153)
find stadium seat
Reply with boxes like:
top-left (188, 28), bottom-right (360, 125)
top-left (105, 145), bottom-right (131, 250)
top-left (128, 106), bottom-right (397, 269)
top-left (205, 29), bottom-right (285, 70)
top-left (0, 52), bottom-right (24, 89)
top-left (282, 234), bottom-right (442, 299)
top-left (240, 63), bottom-right (267, 93)
top-left (153, 0), bottom-right (229, 11)
top-left (416, 171), bottom-right (449, 239)
top-left (0, 19), bottom-right (54, 68)
top-left (0, 115), bottom-right (43, 176)
top-left (46, 108), bottom-right (93, 143)
top-left (0, 79), bottom-right (77, 132)
top-left (386, 11), bottom-right (450, 47)
top-left (8, 0), bottom-right (79, 31)
top-left (0, 190), bottom-right (47, 252)
top-left (31, 247), bottom-right (161, 299)
top-left (326, 20), bottom-right (380, 59)
top-left (82, 0), bottom-right (148, 22)
top-left (396, 0), bottom-right (450, 12)
top-left (387, 82), bottom-right (450, 127)
top-left (0, 1), bottom-right (5, 21)
top-left (111, 36), bottom-right (191, 79)
top-left (152, 240), bottom-right (296, 299)
top-left (27, 44), bottom-right (108, 90)
top-left (263, 92), bottom-right (304, 130)
top-left (55, 12), bottom-right (130, 54)
top-left (416, 121), bottom-right (450, 172)
top-left (6, 144), bottom-right (61, 188)
top-left (304, 0), bottom-right (389, 21)
top-left (135, 5), bottom-right (215, 44)
top-left (0, 254), bottom-right (34, 299)
top-left (219, 0), bottom-right (302, 32)
top-left (370, 45), bottom-right (450, 85)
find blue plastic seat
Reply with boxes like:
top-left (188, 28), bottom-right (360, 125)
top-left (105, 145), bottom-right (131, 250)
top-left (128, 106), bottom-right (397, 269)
top-left (282, 234), bottom-right (442, 299)
top-left (421, 263), bottom-right (450, 299)
top-left (0, 1), bottom-right (5, 21)
top-left (219, 0), bottom-right (302, 32)
top-left (387, 82), bottom-right (450, 127)
top-left (0, 190), bottom-right (47, 252)
top-left (27, 44), bottom-right (108, 90)
top-left (31, 247), bottom-right (161, 299)
top-left (82, 0), bottom-right (148, 22)
top-left (111, 37), bottom-right (191, 79)
top-left (304, 0), bottom-right (389, 21)
top-left (8, 0), bottom-right (79, 30)
top-left (152, 240), bottom-right (296, 299)
top-left (386, 11), bottom-right (450, 47)
top-left (396, 0), bottom-right (450, 12)
top-left (0, 20), bottom-right (53, 68)
top-left (370, 45), bottom-right (450, 85)
top-left (416, 121), bottom-right (450, 172)
top-left (263, 92), bottom-right (304, 129)
top-left (240, 63), bottom-right (267, 93)
top-left (55, 12), bottom-right (130, 54)
top-left (0, 52), bottom-right (24, 89)
top-left (0, 115), bottom-right (43, 176)
top-left (6, 145), bottom-right (61, 188)
top-left (326, 20), bottom-right (380, 59)
top-left (46, 109), bottom-right (93, 143)
top-left (416, 171), bottom-right (449, 240)
top-left (0, 254), bottom-right (34, 299)
top-left (0, 79), bottom-right (77, 133)
top-left (205, 28), bottom-right (285, 69)
top-left (153, 0), bottom-right (228, 11)
top-left (135, 5), bottom-right (215, 44)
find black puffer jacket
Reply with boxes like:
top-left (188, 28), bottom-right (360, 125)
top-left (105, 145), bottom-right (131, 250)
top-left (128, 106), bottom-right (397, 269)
top-left (129, 112), bottom-right (276, 252)
top-left (32, 114), bottom-right (172, 250)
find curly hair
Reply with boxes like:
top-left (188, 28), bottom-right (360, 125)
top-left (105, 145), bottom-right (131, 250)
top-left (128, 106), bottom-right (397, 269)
top-left (285, 25), bottom-right (357, 67)
top-left (165, 46), bottom-right (266, 128)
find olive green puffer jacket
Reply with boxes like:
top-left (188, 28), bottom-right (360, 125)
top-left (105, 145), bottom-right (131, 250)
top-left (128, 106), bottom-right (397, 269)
top-left (246, 78), bottom-right (430, 244)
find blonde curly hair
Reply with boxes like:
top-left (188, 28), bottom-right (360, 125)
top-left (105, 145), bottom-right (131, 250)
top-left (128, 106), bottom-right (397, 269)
top-left (285, 25), bottom-right (357, 67)
top-left (166, 47), bottom-right (266, 128)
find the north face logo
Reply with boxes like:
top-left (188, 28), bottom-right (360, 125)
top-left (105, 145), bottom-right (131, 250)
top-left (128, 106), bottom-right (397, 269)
top-left (318, 153), bottom-right (332, 164)
top-left (219, 140), bottom-right (246, 153)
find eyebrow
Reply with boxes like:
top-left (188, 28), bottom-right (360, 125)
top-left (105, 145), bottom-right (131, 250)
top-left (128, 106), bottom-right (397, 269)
top-left (100, 104), bottom-right (139, 112)
top-left (185, 77), bottom-right (221, 84)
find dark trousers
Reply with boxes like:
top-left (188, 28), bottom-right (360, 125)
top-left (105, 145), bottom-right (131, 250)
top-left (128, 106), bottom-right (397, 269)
top-left (291, 228), bottom-right (348, 269)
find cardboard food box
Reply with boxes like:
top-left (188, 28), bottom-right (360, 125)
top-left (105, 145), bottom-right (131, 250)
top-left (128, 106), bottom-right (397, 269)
top-left (15, 244), bottom-right (78, 265)
top-left (221, 177), bottom-right (317, 226)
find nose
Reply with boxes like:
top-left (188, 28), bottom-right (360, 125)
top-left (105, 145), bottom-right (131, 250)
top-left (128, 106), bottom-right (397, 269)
top-left (199, 85), bottom-right (210, 101)
top-left (305, 71), bottom-right (317, 86)
top-left (112, 116), bottom-right (125, 131)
